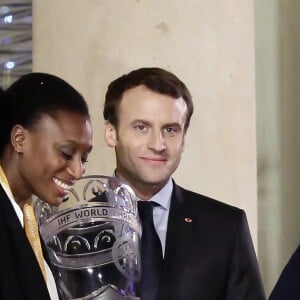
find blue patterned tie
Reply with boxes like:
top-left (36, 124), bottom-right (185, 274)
top-left (138, 201), bottom-right (163, 300)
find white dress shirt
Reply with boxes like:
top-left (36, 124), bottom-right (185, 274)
top-left (141, 178), bottom-right (173, 257)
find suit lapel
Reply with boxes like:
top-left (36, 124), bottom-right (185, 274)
top-left (158, 183), bottom-right (198, 297)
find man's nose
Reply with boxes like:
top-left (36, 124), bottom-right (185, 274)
top-left (147, 131), bottom-right (166, 151)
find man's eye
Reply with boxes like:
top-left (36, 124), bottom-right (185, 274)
top-left (165, 127), bottom-right (177, 134)
top-left (135, 124), bottom-right (147, 131)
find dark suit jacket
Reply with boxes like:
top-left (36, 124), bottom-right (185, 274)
top-left (269, 244), bottom-right (300, 300)
top-left (156, 183), bottom-right (265, 300)
top-left (0, 185), bottom-right (51, 300)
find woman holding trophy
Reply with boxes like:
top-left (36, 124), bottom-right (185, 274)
top-left (0, 73), bottom-right (93, 300)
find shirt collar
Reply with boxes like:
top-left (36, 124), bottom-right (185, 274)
top-left (149, 178), bottom-right (173, 211)
top-left (113, 170), bottom-right (173, 211)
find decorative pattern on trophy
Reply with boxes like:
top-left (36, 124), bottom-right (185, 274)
top-left (34, 176), bottom-right (141, 300)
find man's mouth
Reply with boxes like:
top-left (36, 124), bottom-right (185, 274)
top-left (142, 155), bottom-right (167, 161)
top-left (141, 156), bottom-right (167, 164)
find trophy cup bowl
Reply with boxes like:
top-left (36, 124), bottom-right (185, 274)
top-left (34, 175), bottom-right (141, 300)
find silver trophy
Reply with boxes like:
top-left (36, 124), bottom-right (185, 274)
top-left (34, 175), bottom-right (141, 300)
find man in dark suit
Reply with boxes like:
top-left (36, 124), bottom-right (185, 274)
top-left (269, 244), bottom-right (300, 299)
top-left (103, 67), bottom-right (265, 299)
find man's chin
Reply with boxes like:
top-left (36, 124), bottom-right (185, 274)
top-left (140, 175), bottom-right (169, 187)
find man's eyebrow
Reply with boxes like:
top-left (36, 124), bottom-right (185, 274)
top-left (130, 119), bottom-right (151, 126)
top-left (163, 122), bottom-right (182, 128)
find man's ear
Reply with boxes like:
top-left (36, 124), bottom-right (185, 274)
top-left (104, 121), bottom-right (117, 147)
top-left (11, 125), bottom-right (26, 153)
